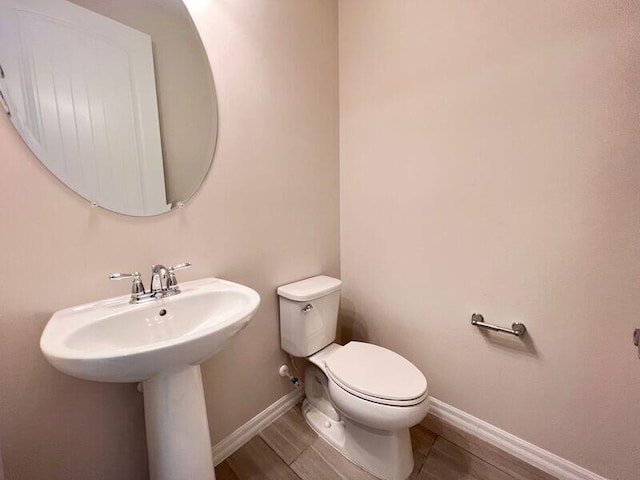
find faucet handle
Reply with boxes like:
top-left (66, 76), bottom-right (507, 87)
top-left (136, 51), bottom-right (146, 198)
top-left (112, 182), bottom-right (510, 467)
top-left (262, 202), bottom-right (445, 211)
top-left (170, 262), bottom-right (192, 271)
top-left (109, 272), bottom-right (141, 281)
top-left (109, 271), bottom-right (145, 295)
top-left (167, 262), bottom-right (191, 291)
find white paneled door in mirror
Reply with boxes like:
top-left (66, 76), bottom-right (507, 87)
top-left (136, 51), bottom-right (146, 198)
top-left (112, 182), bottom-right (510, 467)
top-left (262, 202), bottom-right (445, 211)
top-left (0, 0), bottom-right (217, 216)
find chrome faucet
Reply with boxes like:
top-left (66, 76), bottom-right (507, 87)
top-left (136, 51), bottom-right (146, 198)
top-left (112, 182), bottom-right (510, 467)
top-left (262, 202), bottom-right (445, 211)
top-left (150, 264), bottom-right (170, 294)
top-left (110, 262), bottom-right (192, 303)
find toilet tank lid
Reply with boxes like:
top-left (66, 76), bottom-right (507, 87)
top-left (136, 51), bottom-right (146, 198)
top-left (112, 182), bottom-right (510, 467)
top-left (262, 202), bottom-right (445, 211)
top-left (277, 275), bottom-right (342, 301)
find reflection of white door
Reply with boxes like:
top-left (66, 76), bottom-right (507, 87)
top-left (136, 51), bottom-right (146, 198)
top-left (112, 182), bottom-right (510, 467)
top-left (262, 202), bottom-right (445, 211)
top-left (0, 0), bottom-right (169, 215)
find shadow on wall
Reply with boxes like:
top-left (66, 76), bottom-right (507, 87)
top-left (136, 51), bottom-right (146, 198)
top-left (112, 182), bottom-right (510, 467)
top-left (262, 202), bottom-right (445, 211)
top-left (474, 328), bottom-right (540, 359)
top-left (339, 297), bottom-right (372, 344)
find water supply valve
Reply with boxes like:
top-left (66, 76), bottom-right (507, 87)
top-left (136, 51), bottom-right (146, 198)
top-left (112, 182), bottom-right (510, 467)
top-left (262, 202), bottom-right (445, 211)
top-left (279, 365), bottom-right (301, 387)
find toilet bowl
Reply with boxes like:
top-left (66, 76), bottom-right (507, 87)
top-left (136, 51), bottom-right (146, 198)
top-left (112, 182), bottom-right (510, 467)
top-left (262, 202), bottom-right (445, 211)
top-left (278, 276), bottom-right (429, 480)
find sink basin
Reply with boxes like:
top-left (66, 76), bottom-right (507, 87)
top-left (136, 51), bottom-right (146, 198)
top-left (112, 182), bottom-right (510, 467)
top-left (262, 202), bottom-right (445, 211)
top-left (40, 277), bottom-right (260, 480)
top-left (41, 277), bottom-right (260, 383)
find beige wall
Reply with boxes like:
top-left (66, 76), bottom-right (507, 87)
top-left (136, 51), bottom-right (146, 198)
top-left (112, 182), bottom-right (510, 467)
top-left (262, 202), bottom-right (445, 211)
top-left (339, 1), bottom-right (640, 479)
top-left (0, 1), bottom-right (338, 478)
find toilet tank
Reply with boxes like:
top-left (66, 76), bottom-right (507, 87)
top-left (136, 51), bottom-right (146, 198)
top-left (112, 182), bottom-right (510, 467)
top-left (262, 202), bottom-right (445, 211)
top-left (277, 275), bottom-right (342, 357)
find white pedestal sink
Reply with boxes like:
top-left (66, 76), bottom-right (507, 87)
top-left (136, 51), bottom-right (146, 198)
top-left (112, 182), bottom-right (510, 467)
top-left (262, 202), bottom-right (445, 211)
top-left (40, 277), bottom-right (260, 480)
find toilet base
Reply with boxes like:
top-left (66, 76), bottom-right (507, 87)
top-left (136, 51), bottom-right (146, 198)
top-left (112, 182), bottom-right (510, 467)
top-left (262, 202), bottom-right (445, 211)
top-left (302, 398), bottom-right (414, 480)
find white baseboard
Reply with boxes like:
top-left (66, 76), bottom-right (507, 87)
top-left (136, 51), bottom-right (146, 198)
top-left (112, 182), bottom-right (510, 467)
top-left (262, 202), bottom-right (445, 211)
top-left (428, 397), bottom-right (607, 480)
top-left (212, 388), bottom-right (304, 466)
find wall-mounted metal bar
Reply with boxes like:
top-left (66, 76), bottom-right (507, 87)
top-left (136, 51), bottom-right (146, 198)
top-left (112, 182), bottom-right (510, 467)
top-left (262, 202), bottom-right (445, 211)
top-left (471, 313), bottom-right (526, 337)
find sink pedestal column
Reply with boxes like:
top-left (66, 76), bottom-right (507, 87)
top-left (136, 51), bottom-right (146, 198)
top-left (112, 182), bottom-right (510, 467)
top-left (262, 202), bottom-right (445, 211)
top-left (143, 365), bottom-right (215, 480)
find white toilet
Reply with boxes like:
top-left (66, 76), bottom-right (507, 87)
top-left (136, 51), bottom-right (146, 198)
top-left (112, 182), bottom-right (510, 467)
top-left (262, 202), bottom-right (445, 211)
top-left (278, 275), bottom-right (429, 480)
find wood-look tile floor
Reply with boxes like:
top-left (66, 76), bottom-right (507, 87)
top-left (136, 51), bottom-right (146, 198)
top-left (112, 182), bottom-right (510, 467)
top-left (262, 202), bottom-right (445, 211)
top-left (215, 404), bottom-right (556, 480)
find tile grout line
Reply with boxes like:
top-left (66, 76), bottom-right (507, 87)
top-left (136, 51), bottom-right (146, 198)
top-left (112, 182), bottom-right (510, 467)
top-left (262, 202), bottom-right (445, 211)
top-left (256, 412), bottom-right (320, 467)
top-left (257, 430), bottom-right (305, 479)
top-left (287, 437), bottom-right (316, 468)
top-left (416, 433), bottom-right (438, 477)
top-left (311, 436), bottom-right (373, 480)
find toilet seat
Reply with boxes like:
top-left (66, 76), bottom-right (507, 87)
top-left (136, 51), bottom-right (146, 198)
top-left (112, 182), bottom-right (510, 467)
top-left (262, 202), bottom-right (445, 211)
top-left (325, 342), bottom-right (427, 407)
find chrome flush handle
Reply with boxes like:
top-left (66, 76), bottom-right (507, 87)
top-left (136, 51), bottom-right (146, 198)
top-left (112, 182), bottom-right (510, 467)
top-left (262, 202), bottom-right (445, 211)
top-left (302, 304), bottom-right (313, 313)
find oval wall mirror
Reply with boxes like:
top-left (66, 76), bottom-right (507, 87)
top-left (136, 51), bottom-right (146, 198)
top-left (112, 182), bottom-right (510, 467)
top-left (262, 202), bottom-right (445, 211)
top-left (0, 0), bottom-right (217, 216)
